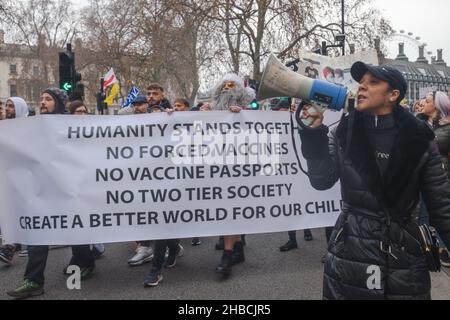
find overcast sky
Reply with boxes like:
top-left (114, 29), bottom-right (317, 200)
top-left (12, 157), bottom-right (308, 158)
top-left (374, 0), bottom-right (450, 63)
top-left (74, 0), bottom-right (450, 63)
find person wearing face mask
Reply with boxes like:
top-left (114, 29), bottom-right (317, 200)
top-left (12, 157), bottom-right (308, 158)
top-left (299, 62), bottom-right (450, 300)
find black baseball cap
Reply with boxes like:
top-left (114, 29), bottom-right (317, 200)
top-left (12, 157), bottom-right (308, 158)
top-left (351, 61), bottom-right (407, 103)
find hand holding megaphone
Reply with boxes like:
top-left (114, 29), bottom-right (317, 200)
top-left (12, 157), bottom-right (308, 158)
top-left (258, 53), bottom-right (355, 128)
top-left (299, 103), bottom-right (325, 129)
top-left (296, 93), bottom-right (356, 128)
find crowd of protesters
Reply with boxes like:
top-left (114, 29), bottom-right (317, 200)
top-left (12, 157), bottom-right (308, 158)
top-left (1, 66), bottom-right (450, 300)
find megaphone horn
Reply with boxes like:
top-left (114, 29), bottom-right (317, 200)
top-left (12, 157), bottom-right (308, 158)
top-left (257, 53), bottom-right (348, 112)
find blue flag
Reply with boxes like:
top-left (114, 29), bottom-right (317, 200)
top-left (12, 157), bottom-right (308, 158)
top-left (122, 87), bottom-right (140, 108)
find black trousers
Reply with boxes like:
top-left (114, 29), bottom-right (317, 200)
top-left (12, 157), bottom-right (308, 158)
top-left (25, 245), bottom-right (95, 285)
top-left (287, 229), bottom-right (312, 241)
top-left (151, 239), bottom-right (179, 271)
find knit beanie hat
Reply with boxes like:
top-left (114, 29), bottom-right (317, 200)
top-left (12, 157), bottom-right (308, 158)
top-left (43, 87), bottom-right (69, 114)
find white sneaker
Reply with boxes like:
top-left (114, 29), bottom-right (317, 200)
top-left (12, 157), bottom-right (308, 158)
top-left (93, 244), bottom-right (105, 254)
top-left (128, 246), bottom-right (154, 266)
top-left (18, 250), bottom-right (28, 257)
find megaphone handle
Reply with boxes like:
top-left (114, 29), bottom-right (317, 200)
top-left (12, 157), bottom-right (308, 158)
top-left (299, 104), bottom-right (327, 128)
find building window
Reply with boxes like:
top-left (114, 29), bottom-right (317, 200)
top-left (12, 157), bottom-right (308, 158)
top-left (10, 64), bottom-right (17, 75)
top-left (33, 66), bottom-right (39, 77)
top-left (10, 84), bottom-right (17, 96)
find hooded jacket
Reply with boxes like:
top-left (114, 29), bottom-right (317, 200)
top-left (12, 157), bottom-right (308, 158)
top-left (299, 105), bottom-right (450, 300)
top-left (211, 73), bottom-right (254, 110)
top-left (7, 97), bottom-right (29, 118)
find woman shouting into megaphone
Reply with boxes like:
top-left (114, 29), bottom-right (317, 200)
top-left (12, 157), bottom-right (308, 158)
top-left (299, 61), bottom-right (450, 300)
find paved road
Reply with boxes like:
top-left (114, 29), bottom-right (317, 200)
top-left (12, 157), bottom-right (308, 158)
top-left (1, 229), bottom-right (449, 300)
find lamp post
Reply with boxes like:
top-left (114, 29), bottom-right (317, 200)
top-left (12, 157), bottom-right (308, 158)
top-left (341, 0), bottom-right (345, 56)
top-left (321, 0), bottom-right (346, 56)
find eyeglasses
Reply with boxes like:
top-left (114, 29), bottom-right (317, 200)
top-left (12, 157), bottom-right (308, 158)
top-left (74, 108), bottom-right (88, 115)
top-left (223, 81), bottom-right (237, 90)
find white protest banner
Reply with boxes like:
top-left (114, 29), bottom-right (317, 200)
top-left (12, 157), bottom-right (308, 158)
top-left (297, 49), bottom-right (380, 94)
top-left (0, 111), bottom-right (341, 245)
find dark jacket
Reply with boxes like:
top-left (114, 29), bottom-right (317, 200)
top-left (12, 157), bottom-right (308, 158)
top-left (300, 106), bottom-right (450, 300)
top-left (432, 116), bottom-right (450, 180)
top-left (148, 98), bottom-right (171, 111)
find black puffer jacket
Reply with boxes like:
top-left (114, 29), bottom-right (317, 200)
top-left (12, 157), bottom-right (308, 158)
top-left (432, 116), bottom-right (450, 180)
top-left (300, 106), bottom-right (450, 300)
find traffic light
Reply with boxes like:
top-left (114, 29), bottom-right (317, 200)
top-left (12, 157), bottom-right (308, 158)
top-left (59, 43), bottom-right (83, 100)
top-left (250, 99), bottom-right (259, 110)
top-left (59, 48), bottom-right (73, 93)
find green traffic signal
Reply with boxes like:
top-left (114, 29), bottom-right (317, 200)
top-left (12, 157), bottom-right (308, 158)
top-left (251, 100), bottom-right (259, 110)
top-left (62, 82), bottom-right (73, 92)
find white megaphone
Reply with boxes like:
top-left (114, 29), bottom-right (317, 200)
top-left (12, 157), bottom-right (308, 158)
top-left (258, 53), bottom-right (353, 127)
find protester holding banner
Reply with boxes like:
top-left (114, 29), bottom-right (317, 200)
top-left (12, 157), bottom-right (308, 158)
top-left (209, 74), bottom-right (254, 112)
top-left (172, 98), bottom-right (190, 112)
top-left (7, 88), bottom-right (97, 299)
top-left (149, 105), bottom-right (165, 113)
top-left (68, 100), bottom-right (106, 260)
top-left (166, 98), bottom-right (203, 247)
top-left (147, 84), bottom-right (171, 111)
top-left (4, 97), bottom-right (29, 119)
top-left (142, 85), bottom-right (184, 286)
top-left (0, 101), bottom-right (4, 120)
top-left (299, 62), bottom-right (450, 300)
top-left (272, 98), bottom-right (314, 252)
top-left (0, 96), bottom-right (29, 265)
top-left (143, 239), bottom-right (184, 287)
top-left (116, 95), bottom-right (156, 266)
top-left (210, 74), bottom-right (250, 279)
top-left (68, 100), bottom-right (89, 115)
top-left (64, 99), bottom-right (98, 276)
